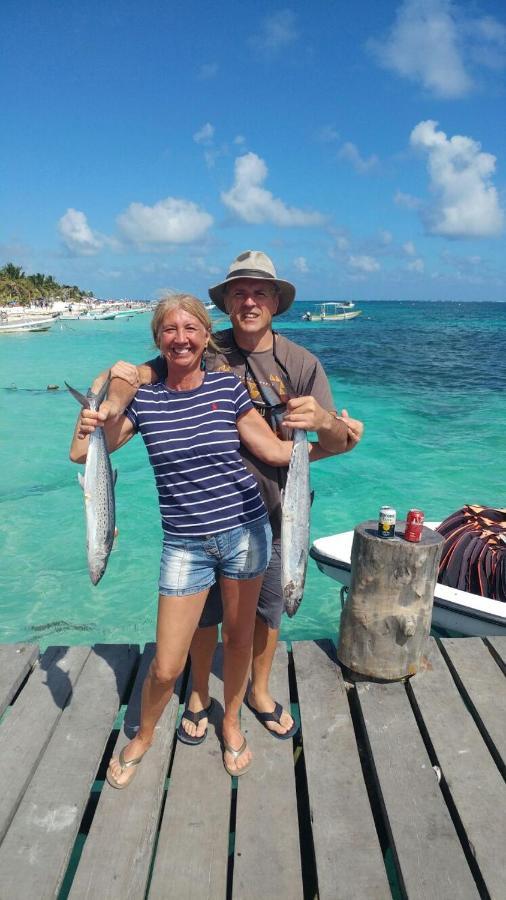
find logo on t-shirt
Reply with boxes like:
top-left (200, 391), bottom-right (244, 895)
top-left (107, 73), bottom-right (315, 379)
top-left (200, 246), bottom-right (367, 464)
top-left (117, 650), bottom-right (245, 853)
top-left (211, 402), bottom-right (218, 411)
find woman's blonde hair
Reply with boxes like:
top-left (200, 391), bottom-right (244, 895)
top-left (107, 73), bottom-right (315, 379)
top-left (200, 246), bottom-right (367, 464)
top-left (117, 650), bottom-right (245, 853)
top-left (151, 294), bottom-right (217, 350)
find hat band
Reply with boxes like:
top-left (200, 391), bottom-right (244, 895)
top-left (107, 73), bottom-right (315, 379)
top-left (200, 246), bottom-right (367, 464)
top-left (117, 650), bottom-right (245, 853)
top-left (225, 268), bottom-right (275, 281)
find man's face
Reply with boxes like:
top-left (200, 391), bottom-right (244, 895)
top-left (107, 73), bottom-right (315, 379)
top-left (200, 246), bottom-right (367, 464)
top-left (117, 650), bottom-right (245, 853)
top-left (224, 278), bottom-right (279, 336)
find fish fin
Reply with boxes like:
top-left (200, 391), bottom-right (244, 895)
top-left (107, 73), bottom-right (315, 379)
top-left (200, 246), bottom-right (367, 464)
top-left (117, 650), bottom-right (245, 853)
top-left (93, 372), bottom-right (112, 408)
top-left (310, 489), bottom-right (315, 506)
top-left (65, 382), bottom-right (90, 408)
top-left (113, 469), bottom-right (118, 485)
top-left (77, 472), bottom-right (85, 490)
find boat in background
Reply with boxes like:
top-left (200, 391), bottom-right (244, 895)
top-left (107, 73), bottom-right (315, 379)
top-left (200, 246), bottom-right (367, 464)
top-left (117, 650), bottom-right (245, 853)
top-left (0, 313), bottom-right (59, 334)
top-left (310, 524), bottom-right (506, 637)
top-left (302, 301), bottom-right (362, 322)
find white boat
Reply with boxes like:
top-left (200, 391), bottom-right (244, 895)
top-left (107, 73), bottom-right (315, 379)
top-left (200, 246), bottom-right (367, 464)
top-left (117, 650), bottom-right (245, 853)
top-left (0, 314), bottom-right (59, 334)
top-left (78, 310), bottom-right (117, 320)
top-left (310, 523), bottom-right (506, 637)
top-left (302, 301), bottom-right (362, 322)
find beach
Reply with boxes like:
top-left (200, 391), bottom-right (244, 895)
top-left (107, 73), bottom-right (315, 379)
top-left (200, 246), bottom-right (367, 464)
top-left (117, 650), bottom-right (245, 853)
top-left (1, 300), bottom-right (504, 649)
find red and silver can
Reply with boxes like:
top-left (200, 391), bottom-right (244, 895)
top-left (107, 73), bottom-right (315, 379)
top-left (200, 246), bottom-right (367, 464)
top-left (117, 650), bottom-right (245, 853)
top-left (378, 506), bottom-right (396, 538)
top-left (404, 509), bottom-right (424, 542)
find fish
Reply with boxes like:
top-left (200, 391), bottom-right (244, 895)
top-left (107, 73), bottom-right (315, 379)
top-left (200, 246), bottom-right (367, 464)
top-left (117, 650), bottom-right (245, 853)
top-left (281, 427), bottom-right (311, 617)
top-left (65, 374), bottom-right (117, 585)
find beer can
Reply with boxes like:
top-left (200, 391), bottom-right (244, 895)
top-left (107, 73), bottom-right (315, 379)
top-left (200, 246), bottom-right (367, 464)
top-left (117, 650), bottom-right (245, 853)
top-left (378, 506), bottom-right (396, 538)
top-left (404, 509), bottom-right (424, 542)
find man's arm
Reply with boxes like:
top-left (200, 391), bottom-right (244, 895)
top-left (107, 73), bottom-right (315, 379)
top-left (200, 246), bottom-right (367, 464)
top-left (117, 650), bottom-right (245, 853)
top-left (79, 359), bottom-right (160, 437)
top-left (282, 396), bottom-right (363, 455)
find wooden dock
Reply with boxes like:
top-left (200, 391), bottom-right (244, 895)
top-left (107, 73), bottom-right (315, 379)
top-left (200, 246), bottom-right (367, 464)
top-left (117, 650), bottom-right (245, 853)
top-left (0, 636), bottom-right (504, 899)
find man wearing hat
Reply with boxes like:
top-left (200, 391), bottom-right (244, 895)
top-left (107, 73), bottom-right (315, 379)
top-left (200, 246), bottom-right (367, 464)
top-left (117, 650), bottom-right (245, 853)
top-left (89, 251), bottom-right (363, 750)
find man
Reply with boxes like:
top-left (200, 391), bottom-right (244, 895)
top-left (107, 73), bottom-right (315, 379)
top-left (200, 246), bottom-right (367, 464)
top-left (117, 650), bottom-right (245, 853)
top-left (89, 250), bottom-right (363, 747)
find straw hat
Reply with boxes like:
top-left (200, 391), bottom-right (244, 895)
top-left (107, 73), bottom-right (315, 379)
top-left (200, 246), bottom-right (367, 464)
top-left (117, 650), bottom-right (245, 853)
top-left (208, 250), bottom-right (296, 315)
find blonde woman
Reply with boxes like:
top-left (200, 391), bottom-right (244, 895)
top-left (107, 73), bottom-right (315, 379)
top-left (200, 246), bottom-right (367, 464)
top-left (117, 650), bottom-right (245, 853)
top-left (70, 295), bottom-right (309, 783)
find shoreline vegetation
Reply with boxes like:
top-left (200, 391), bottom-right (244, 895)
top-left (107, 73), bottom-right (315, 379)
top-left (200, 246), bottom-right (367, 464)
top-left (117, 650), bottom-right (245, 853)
top-left (0, 262), bottom-right (93, 307)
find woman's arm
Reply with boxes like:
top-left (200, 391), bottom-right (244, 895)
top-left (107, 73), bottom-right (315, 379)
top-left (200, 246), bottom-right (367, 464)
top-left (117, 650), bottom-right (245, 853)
top-left (237, 408), bottom-right (293, 466)
top-left (69, 408), bottom-right (135, 463)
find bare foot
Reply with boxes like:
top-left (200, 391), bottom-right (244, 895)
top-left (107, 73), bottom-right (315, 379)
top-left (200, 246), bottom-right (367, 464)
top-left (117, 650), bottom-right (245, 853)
top-left (222, 721), bottom-right (252, 775)
top-left (248, 688), bottom-right (295, 736)
top-left (107, 734), bottom-right (152, 788)
top-left (179, 691), bottom-right (212, 740)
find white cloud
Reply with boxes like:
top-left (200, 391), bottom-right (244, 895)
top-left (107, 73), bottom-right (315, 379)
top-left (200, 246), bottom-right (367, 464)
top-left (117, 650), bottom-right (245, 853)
top-left (234, 135), bottom-right (246, 145)
top-left (58, 209), bottom-right (103, 255)
top-left (369, 0), bottom-right (471, 98)
top-left (403, 240), bottom-right (417, 255)
top-left (394, 190), bottom-right (422, 210)
top-left (407, 257), bottom-right (425, 272)
top-left (221, 153), bottom-right (325, 227)
top-left (117, 198), bottom-right (213, 246)
top-left (198, 63), bottom-right (218, 80)
top-left (294, 256), bottom-right (309, 273)
top-left (251, 10), bottom-right (298, 52)
top-left (338, 142), bottom-right (379, 174)
top-left (336, 235), bottom-right (350, 251)
top-left (410, 119), bottom-right (504, 238)
top-left (319, 125), bottom-right (340, 143)
top-left (379, 230), bottom-right (393, 245)
top-left (349, 254), bottom-right (380, 272)
top-left (193, 123), bottom-right (215, 145)
top-left (369, 0), bottom-right (506, 98)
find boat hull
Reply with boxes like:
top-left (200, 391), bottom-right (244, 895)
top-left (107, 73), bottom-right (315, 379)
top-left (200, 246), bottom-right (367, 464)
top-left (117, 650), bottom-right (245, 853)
top-left (0, 316), bottom-right (58, 333)
top-left (310, 525), bottom-right (506, 637)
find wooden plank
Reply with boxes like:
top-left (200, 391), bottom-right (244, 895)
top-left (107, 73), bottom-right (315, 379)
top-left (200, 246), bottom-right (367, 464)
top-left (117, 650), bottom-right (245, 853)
top-left (149, 644), bottom-right (230, 900)
top-left (410, 637), bottom-right (506, 899)
top-left (0, 643), bottom-right (39, 716)
top-left (0, 644), bottom-right (138, 900)
top-left (293, 640), bottom-right (390, 900)
top-left (0, 645), bottom-right (90, 843)
top-left (441, 637), bottom-right (506, 770)
top-left (356, 680), bottom-right (478, 900)
top-left (69, 644), bottom-right (182, 900)
top-left (486, 635), bottom-right (506, 668)
top-left (232, 644), bottom-right (303, 899)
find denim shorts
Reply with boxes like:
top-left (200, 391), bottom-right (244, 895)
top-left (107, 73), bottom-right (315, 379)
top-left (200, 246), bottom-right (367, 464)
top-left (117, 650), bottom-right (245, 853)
top-left (159, 516), bottom-right (272, 597)
top-left (199, 539), bottom-right (283, 630)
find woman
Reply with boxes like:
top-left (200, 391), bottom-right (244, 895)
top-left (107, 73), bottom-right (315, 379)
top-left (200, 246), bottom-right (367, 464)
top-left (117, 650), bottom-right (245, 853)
top-left (70, 295), bottom-right (305, 785)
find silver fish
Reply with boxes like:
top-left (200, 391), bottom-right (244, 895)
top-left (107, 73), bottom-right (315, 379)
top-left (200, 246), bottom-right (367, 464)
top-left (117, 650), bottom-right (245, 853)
top-left (66, 375), bottom-right (117, 585)
top-left (281, 428), bottom-right (311, 617)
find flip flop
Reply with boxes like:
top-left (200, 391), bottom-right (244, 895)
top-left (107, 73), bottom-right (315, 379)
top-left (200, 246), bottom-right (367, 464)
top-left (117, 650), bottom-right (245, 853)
top-left (223, 737), bottom-right (252, 777)
top-left (177, 699), bottom-right (214, 746)
top-left (106, 746), bottom-right (147, 790)
top-left (246, 698), bottom-right (299, 741)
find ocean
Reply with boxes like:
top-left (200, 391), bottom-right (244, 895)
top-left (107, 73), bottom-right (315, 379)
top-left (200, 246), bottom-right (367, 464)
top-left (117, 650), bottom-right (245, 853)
top-left (1, 301), bottom-right (504, 650)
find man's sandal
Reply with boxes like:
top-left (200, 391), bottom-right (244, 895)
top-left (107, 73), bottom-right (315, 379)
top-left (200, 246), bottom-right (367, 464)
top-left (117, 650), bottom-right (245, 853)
top-left (223, 737), bottom-right (252, 777)
top-left (177, 699), bottom-right (214, 746)
top-left (106, 746), bottom-right (147, 790)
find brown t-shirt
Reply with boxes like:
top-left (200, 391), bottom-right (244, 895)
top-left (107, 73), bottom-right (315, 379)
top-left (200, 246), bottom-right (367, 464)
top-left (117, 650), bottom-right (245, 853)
top-left (148, 329), bottom-right (335, 539)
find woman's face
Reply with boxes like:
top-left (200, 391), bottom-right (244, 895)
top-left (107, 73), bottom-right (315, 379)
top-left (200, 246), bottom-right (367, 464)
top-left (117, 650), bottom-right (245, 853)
top-left (158, 308), bottom-right (209, 374)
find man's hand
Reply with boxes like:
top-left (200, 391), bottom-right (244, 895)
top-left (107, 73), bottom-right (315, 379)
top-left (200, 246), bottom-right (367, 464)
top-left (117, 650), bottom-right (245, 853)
top-left (338, 408), bottom-right (364, 449)
top-left (282, 396), bottom-right (329, 432)
top-left (110, 361), bottom-right (141, 387)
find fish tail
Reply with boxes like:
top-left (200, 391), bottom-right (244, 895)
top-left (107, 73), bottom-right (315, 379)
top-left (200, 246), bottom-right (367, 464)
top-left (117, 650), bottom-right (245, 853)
top-left (65, 382), bottom-right (90, 409)
top-left (93, 372), bottom-right (111, 408)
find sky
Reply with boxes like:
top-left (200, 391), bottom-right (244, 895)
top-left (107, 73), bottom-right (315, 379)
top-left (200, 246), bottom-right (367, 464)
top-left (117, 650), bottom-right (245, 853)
top-left (1, 0), bottom-right (505, 302)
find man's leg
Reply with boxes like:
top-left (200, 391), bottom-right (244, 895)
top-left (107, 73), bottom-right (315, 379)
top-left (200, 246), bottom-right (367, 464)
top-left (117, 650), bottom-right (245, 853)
top-left (248, 542), bottom-right (295, 736)
top-left (179, 582), bottom-right (222, 741)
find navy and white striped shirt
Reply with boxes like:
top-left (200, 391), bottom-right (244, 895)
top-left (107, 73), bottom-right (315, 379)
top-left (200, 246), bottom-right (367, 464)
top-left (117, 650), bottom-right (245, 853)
top-left (125, 371), bottom-right (267, 537)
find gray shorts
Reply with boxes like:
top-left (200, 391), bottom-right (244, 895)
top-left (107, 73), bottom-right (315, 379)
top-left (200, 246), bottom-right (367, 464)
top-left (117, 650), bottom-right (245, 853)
top-left (199, 540), bottom-right (283, 630)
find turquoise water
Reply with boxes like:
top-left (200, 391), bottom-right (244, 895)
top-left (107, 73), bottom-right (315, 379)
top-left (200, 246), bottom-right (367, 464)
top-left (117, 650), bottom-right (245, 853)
top-left (1, 302), bottom-right (504, 650)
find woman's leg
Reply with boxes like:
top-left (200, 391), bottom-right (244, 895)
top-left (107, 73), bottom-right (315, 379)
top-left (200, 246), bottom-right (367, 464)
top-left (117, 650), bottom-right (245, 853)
top-left (107, 588), bottom-right (208, 786)
top-left (220, 574), bottom-right (264, 774)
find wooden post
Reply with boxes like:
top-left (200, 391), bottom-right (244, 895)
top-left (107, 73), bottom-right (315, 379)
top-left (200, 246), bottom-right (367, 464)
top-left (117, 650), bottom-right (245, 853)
top-left (337, 521), bottom-right (443, 680)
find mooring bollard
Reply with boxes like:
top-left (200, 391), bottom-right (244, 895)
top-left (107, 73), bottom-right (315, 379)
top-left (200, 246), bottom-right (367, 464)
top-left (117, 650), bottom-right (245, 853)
top-left (337, 521), bottom-right (444, 680)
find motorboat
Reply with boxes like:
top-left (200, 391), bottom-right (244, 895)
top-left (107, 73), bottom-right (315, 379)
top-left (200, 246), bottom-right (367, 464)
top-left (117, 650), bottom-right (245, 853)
top-left (301, 301), bottom-right (362, 322)
top-left (0, 313), bottom-right (59, 334)
top-left (310, 523), bottom-right (506, 637)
